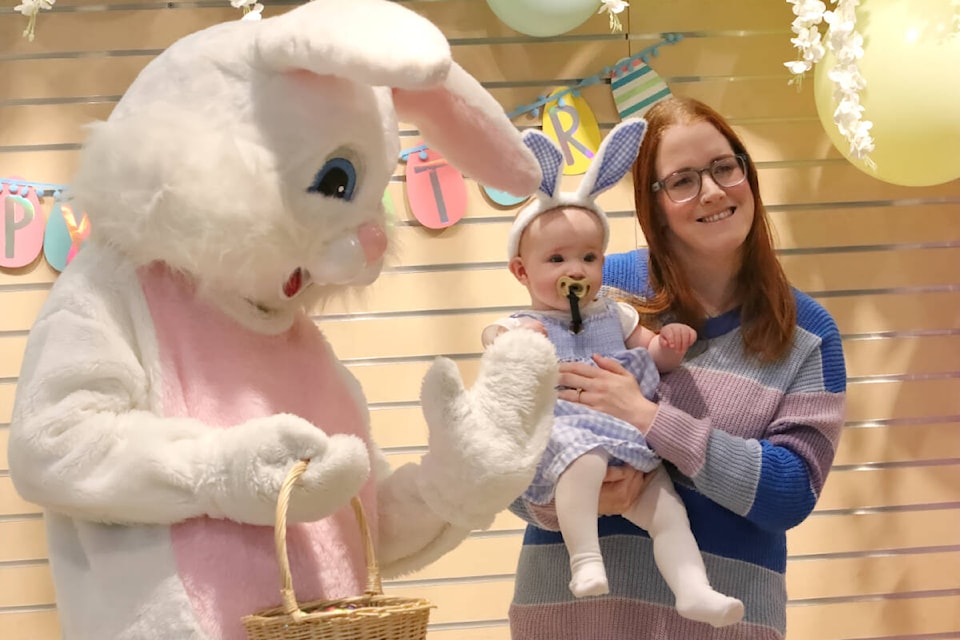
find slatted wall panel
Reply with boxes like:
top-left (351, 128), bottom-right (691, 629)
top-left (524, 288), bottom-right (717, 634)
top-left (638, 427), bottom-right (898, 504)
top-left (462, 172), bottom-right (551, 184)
top-left (1, 1), bottom-right (959, 638)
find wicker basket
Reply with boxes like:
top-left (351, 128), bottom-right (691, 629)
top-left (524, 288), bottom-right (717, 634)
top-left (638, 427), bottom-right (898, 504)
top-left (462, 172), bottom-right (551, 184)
top-left (242, 460), bottom-right (434, 640)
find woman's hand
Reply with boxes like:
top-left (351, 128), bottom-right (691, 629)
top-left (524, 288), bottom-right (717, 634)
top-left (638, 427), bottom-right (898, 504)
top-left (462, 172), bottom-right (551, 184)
top-left (558, 354), bottom-right (659, 434)
top-left (598, 465), bottom-right (652, 515)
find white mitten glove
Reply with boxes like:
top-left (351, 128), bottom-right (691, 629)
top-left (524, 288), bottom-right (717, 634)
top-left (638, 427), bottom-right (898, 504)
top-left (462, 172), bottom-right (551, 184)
top-left (416, 329), bottom-right (557, 530)
top-left (198, 414), bottom-right (370, 526)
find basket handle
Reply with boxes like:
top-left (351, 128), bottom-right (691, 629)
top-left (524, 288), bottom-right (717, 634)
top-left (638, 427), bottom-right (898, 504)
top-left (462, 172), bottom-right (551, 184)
top-left (275, 460), bottom-right (383, 620)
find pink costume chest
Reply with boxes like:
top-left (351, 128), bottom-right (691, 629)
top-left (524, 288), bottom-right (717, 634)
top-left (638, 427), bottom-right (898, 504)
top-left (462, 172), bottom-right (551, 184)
top-left (138, 264), bottom-right (374, 640)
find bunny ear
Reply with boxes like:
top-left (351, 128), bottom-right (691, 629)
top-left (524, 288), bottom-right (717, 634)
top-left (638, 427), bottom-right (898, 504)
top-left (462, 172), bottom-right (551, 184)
top-left (521, 129), bottom-right (565, 199)
top-left (255, 0), bottom-right (452, 89)
top-left (393, 63), bottom-right (540, 197)
top-left (577, 119), bottom-right (647, 199)
top-left (253, 0), bottom-right (541, 196)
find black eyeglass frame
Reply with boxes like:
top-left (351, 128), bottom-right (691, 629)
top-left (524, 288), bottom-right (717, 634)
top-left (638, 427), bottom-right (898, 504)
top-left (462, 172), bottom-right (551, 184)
top-left (650, 153), bottom-right (750, 203)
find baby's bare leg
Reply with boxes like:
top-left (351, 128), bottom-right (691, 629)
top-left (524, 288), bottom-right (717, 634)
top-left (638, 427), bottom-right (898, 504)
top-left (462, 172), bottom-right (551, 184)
top-left (622, 468), bottom-right (745, 627)
top-left (555, 448), bottom-right (609, 597)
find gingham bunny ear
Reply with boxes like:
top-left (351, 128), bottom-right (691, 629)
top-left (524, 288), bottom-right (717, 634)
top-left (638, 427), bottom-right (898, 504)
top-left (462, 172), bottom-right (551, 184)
top-left (521, 128), bottom-right (565, 199)
top-left (577, 118), bottom-right (647, 200)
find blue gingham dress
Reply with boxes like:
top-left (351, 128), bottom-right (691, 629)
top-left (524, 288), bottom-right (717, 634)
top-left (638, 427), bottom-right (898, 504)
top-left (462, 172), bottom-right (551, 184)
top-left (518, 298), bottom-right (662, 505)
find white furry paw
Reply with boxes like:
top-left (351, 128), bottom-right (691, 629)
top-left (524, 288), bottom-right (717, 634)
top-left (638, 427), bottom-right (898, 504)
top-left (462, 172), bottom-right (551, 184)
top-left (417, 329), bottom-right (557, 529)
top-left (205, 414), bottom-right (370, 526)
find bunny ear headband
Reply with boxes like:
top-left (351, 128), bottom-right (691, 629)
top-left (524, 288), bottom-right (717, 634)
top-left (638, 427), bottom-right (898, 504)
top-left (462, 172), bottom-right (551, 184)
top-left (507, 118), bottom-right (648, 260)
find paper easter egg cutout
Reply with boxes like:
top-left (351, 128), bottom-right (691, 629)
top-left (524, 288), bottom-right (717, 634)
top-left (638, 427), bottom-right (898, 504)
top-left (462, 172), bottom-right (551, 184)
top-left (0, 179), bottom-right (45, 268)
top-left (541, 88), bottom-right (602, 176)
top-left (611, 58), bottom-right (672, 120)
top-left (405, 150), bottom-right (468, 229)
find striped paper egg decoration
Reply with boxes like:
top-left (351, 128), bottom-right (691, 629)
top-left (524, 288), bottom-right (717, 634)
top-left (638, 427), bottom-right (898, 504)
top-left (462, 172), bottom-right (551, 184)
top-left (611, 57), bottom-right (672, 120)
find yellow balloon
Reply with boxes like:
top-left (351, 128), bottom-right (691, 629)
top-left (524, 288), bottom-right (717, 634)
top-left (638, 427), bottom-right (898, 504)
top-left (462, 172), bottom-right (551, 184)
top-left (814, 0), bottom-right (960, 187)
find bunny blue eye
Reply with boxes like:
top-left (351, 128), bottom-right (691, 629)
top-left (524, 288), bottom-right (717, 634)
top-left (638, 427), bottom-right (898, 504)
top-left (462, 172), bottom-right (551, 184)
top-left (308, 158), bottom-right (356, 201)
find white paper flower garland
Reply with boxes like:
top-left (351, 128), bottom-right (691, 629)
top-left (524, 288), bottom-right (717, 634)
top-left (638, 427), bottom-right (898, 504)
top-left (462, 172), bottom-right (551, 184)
top-left (15, 0), bottom-right (54, 41)
top-left (231, 0), bottom-right (264, 21)
top-left (599, 0), bottom-right (629, 32)
top-left (785, 0), bottom-right (875, 166)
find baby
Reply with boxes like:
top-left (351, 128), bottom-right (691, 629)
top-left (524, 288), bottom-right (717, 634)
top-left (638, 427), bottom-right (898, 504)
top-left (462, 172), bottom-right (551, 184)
top-left (483, 120), bottom-right (744, 628)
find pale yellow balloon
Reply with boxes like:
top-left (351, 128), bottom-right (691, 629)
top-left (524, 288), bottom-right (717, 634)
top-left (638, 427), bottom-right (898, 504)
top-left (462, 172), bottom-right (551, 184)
top-left (814, 0), bottom-right (960, 187)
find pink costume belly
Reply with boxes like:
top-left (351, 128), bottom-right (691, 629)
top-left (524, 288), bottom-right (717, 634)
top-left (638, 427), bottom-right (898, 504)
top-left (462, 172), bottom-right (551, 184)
top-left (139, 265), bottom-right (374, 640)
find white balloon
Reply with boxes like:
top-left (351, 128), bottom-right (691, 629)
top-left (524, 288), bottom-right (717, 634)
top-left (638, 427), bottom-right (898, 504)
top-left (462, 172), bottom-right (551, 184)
top-left (486, 0), bottom-right (599, 37)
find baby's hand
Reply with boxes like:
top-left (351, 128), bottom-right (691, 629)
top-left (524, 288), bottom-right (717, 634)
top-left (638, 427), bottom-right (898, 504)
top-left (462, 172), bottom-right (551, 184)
top-left (659, 323), bottom-right (697, 355)
top-left (515, 318), bottom-right (547, 337)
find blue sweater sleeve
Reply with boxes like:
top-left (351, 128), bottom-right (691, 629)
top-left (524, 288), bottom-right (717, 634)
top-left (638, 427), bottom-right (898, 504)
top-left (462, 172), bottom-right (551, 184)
top-left (603, 249), bottom-right (649, 295)
top-left (747, 440), bottom-right (819, 530)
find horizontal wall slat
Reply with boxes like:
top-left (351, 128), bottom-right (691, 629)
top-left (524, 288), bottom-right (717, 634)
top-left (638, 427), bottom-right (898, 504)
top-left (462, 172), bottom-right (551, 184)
top-left (786, 595), bottom-right (960, 639)
top-left (8, 595), bottom-right (953, 640)
top-left (833, 423), bottom-right (960, 467)
top-left (383, 453), bottom-right (959, 514)
top-left (0, 103), bottom-right (113, 147)
top-left (5, 128), bottom-right (959, 203)
top-left (3, 276), bottom-right (959, 343)
top-left (1, 289), bottom-right (959, 356)
top-left (635, 33), bottom-right (799, 77)
top-left (3, 545), bottom-right (957, 611)
top-left (0, 8), bottom-right (245, 54)
top-left (3, 448), bottom-right (957, 519)
top-left (323, 249), bottom-right (956, 315)
top-left (0, 56), bottom-right (152, 102)
top-left (4, 411), bottom-right (959, 474)
top-left (0, 610), bottom-right (59, 640)
top-left (3, 553), bottom-right (958, 627)
top-left (5, 287), bottom-right (956, 357)
top-left (2, 503), bottom-right (958, 577)
top-left (789, 508), bottom-right (960, 557)
top-left (400, 532), bottom-right (960, 587)
top-left (0, 518), bottom-right (47, 562)
top-left (0, 384), bottom-right (14, 423)
top-left (1, 370), bottom-right (957, 428)
top-left (844, 379), bottom-right (960, 423)
top-left (842, 335), bottom-right (960, 379)
top-left (629, 0), bottom-right (793, 32)
top-left (1, 329), bottom-right (957, 388)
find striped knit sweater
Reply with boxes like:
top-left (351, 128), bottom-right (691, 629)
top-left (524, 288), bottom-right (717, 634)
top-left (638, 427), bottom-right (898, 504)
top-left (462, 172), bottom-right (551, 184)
top-left (509, 249), bottom-right (847, 640)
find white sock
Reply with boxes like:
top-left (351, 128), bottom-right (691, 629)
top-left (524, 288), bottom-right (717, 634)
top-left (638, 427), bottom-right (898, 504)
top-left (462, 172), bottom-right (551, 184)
top-left (568, 551), bottom-right (609, 597)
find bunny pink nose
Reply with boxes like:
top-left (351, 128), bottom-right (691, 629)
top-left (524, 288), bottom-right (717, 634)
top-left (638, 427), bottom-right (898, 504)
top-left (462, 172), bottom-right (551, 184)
top-left (357, 222), bottom-right (388, 264)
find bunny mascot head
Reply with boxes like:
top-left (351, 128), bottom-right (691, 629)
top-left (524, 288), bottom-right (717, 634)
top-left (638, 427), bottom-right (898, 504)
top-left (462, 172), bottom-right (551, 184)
top-left (7, 2), bottom-right (558, 639)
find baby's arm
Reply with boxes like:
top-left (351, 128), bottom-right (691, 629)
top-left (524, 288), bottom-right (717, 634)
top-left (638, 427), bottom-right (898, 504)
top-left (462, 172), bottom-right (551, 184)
top-left (480, 316), bottom-right (547, 347)
top-left (634, 323), bottom-right (697, 373)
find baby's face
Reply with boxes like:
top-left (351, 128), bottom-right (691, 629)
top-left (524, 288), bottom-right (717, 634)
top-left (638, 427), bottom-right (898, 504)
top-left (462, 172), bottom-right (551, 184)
top-left (512, 207), bottom-right (605, 312)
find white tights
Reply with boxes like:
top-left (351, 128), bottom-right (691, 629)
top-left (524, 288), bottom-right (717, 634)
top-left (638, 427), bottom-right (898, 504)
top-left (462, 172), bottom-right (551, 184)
top-left (554, 448), bottom-right (745, 628)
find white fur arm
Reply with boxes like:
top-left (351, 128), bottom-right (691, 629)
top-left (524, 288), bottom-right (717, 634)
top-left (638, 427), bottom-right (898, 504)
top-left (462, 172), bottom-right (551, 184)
top-left (417, 329), bottom-right (557, 529)
top-left (9, 250), bottom-right (369, 526)
top-left (373, 330), bottom-right (557, 575)
top-left (375, 455), bottom-right (472, 578)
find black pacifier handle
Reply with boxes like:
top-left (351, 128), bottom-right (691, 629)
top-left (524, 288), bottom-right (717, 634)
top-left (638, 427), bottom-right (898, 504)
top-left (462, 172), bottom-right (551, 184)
top-left (567, 289), bottom-right (583, 334)
top-left (557, 276), bottom-right (590, 334)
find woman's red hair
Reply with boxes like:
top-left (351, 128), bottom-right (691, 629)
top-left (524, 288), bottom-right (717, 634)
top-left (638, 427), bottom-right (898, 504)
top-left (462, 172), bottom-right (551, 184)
top-left (631, 96), bottom-right (796, 361)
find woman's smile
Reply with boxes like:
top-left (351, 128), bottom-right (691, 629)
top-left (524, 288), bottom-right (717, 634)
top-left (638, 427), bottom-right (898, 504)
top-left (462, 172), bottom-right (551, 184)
top-left (698, 207), bottom-right (735, 223)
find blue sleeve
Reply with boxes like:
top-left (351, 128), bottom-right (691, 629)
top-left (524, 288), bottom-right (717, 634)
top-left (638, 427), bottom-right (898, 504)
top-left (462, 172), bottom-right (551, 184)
top-left (746, 441), bottom-right (819, 531)
top-left (602, 249), bottom-right (650, 295)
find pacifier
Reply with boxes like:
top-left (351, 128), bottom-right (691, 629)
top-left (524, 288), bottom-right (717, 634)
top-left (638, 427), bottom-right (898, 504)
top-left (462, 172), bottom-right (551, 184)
top-left (556, 276), bottom-right (592, 334)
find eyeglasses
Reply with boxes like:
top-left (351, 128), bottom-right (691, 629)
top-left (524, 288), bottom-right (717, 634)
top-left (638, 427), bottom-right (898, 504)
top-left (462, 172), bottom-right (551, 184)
top-left (651, 154), bottom-right (749, 203)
